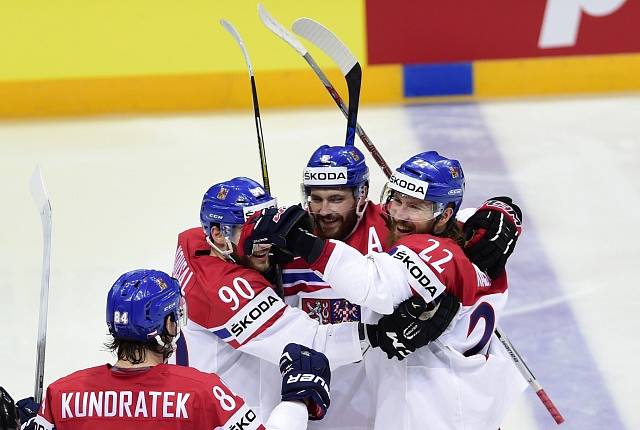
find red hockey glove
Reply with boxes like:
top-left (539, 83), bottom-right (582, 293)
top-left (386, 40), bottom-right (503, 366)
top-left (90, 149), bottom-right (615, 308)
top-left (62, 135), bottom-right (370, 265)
top-left (464, 196), bottom-right (522, 279)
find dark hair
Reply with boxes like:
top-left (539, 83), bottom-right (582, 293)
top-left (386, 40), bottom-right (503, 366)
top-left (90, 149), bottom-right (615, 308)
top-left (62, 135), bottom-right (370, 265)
top-left (434, 216), bottom-right (465, 247)
top-left (428, 203), bottom-right (464, 246)
top-left (105, 316), bottom-right (176, 364)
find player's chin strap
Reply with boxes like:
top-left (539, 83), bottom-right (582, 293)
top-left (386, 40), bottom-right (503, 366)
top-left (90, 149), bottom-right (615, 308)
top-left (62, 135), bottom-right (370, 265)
top-left (206, 235), bottom-right (237, 263)
top-left (156, 329), bottom-right (182, 363)
top-left (354, 184), bottom-right (369, 218)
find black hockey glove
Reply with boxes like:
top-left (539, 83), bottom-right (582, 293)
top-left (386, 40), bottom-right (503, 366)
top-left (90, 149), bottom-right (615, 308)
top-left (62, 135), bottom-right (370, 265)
top-left (261, 247), bottom-right (294, 291)
top-left (280, 343), bottom-right (331, 421)
top-left (246, 206), bottom-right (325, 264)
top-left (364, 293), bottom-right (460, 360)
top-left (0, 386), bottom-right (18, 430)
top-left (464, 196), bottom-right (522, 279)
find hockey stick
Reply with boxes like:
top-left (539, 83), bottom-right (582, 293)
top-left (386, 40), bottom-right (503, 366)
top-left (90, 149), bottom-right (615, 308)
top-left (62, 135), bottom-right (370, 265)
top-left (292, 18), bottom-right (361, 147)
top-left (220, 19), bottom-right (272, 193)
top-left (257, 4), bottom-right (392, 176)
top-left (30, 166), bottom-right (52, 404)
top-left (220, 18), bottom-right (285, 294)
top-left (277, 14), bottom-right (566, 425)
top-left (495, 326), bottom-right (565, 424)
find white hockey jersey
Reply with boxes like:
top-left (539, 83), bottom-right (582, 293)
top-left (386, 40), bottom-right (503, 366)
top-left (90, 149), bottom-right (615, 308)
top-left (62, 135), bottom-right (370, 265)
top-left (170, 228), bottom-right (363, 423)
top-left (306, 234), bottom-right (527, 429)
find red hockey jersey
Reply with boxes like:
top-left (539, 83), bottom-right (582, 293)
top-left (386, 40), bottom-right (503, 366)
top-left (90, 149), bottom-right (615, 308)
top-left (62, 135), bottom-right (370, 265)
top-left (170, 228), bottom-right (362, 422)
top-left (34, 364), bottom-right (264, 429)
top-left (281, 202), bottom-right (389, 324)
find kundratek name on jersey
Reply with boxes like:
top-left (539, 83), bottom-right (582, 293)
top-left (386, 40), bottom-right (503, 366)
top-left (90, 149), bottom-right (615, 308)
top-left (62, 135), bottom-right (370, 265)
top-left (59, 390), bottom-right (190, 419)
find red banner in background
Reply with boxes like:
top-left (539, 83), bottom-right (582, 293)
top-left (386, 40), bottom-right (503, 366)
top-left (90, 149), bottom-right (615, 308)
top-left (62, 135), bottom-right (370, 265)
top-left (365, 0), bottom-right (640, 65)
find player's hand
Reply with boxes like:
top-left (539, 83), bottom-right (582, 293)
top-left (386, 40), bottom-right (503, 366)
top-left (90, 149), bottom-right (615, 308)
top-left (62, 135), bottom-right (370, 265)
top-left (16, 397), bottom-right (40, 429)
top-left (463, 196), bottom-right (522, 279)
top-left (0, 386), bottom-right (18, 430)
top-left (245, 206), bottom-right (325, 264)
top-left (365, 293), bottom-right (460, 360)
top-left (280, 343), bottom-right (331, 421)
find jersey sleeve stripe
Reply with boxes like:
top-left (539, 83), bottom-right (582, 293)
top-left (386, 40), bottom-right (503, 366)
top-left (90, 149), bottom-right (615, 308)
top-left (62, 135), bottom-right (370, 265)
top-left (309, 240), bottom-right (337, 274)
top-left (282, 270), bottom-right (324, 283)
top-left (282, 282), bottom-right (331, 296)
top-left (213, 327), bottom-right (232, 340)
top-left (242, 307), bottom-right (287, 345)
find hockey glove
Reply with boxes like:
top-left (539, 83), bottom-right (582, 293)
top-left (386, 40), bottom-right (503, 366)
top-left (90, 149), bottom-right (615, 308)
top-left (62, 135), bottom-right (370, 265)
top-left (280, 343), bottom-right (331, 421)
top-left (0, 386), bottom-right (18, 430)
top-left (365, 318), bottom-right (415, 360)
top-left (15, 397), bottom-right (39, 430)
top-left (247, 206), bottom-right (325, 264)
top-left (364, 293), bottom-right (460, 360)
top-left (464, 196), bottom-right (522, 279)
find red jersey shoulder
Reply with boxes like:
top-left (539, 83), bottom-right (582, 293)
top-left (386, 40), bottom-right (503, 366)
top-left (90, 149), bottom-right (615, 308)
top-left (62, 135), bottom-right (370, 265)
top-left (346, 202), bottom-right (389, 254)
top-left (183, 254), bottom-right (273, 329)
top-left (395, 233), bottom-right (508, 305)
top-left (155, 363), bottom-right (224, 389)
top-left (393, 234), bottom-right (491, 306)
top-left (174, 227), bottom-right (207, 290)
top-left (46, 364), bottom-right (109, 391)
top-left (176, 226), bottom-right (271, 297)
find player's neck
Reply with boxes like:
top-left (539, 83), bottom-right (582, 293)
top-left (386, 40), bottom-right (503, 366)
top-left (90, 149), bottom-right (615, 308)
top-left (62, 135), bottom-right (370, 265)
top-left (115, 351), bottom-right (165, 368)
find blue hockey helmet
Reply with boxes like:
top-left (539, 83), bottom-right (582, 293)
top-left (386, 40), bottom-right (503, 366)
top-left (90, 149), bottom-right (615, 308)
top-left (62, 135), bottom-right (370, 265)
top-left (303, 145), bottom-right (369, 189)
top-left (302, 145), bottom-right (369, 205)
top-left (384, 151), bottom-right (465, 216)
top-left (106, 269), bottom-right (187, 343)
top-left (200, 177), bottom-right (277, 239)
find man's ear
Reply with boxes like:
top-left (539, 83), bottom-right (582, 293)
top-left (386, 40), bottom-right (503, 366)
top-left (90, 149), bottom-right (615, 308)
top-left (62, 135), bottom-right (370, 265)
top-left (210, 226), bottom-right (227, 246)
top-left (435, 206), bottom-right (454, 231)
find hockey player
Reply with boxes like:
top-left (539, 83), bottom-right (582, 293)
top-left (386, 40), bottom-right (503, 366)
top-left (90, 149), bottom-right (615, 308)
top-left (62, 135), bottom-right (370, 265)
top-left (282, 145), bottom-right (387, 313)
top-left (27, 269), bottom-right (332, 430)
top-left (245, 151), bottom-right (527, 429)
top-left (172, 177), bottom-right (457, 425)
top-left (278, 145), bottom-right (383, 429)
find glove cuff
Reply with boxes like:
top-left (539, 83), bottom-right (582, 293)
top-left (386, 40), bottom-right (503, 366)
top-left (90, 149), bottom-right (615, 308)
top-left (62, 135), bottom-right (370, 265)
top-left (288, 227), bottom-right (325, 264)
top-left (363, 323), bottom-right (380, 349)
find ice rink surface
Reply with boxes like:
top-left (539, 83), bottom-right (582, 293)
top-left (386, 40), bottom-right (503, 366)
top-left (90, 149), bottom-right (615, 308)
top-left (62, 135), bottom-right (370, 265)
top-left (1, 94), bottom-right (639, 429)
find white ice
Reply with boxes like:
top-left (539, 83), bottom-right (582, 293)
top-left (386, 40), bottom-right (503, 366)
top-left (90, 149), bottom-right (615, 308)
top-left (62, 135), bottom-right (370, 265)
top-left (1, 94), bottom-right (639, 429)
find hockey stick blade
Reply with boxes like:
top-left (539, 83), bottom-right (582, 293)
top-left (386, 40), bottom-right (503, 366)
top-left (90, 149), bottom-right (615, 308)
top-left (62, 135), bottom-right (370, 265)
top-left (292, 18), bottom-right (356, 76)
top-left (30, 166), bottom-right (51, 217)
top-left (292, 18), bottom-right (360, 146)
top-left (259, 5), bottom-right (390, 170)
top-left (30, 166), bottom-right (52, 404)
top-left (290, 18), bottom-right (391, 173)
top-left (258, 4), bottom-right (307, 56)
top-left (220, 19), bottom-right (254, 77)
top-left (220, 19), bottom-right (271, 193)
